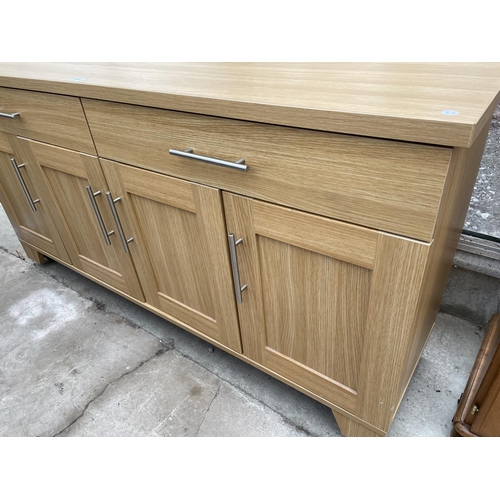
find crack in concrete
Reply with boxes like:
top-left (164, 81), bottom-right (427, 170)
top-left (194, 384), bottom-right (221, 437)
top-left (18, 255), bottom-right (316, 437)
top-left (277, 414), bottom-right (316, 437)
top-left (178, 351), bottom-right (315, 436)
top-left (0, 244), bottom-right (17, 256)
top-left (0, 244), bottom-right (31, 262)
top-left (52, 346), bottom-right (170, 437)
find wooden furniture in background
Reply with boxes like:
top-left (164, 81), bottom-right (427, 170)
top-left (453, 314), bottom-right (500, 437)
top-left (1, 63), bottom-right (500, 437)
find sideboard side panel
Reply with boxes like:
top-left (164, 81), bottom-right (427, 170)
top-left (354, 233), bottom-right (430, 431)
top-left (399, 120), bottom-right (491, 401)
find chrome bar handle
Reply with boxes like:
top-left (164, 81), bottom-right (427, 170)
top-left (106, 192), bottom-right (133, 254)
top-left (169, 148), bottom-right (248, 172)
top-left (85, 186), bottom-right (114, 245)
top-left (10, 158), bottom-right (39, 212)
top-left (0, 112), bottom-right (20, 119)
top-left (228, 234), bottom-right (247, 304)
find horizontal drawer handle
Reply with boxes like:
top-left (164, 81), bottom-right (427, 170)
top-left (0, 112), bottom-right (20, 119)
top-left (169, 148), bottom-right (248, 172)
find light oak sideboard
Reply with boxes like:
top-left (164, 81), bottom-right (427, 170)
top-left (1, 63), bottom-right (499, 437)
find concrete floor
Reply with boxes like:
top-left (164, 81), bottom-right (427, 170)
top-left (465, 103), bottom-right (500, 237)
top-left (0, 205), bottom-right (487, 437)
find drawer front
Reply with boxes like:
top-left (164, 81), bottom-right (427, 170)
top-left (83, 98), bottom-right (452, 241)
top-left (0, 87), bottom-right (95, 154)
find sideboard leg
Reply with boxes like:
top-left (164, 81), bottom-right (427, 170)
top-left (346, 421), bottom-right (383, 437)
top-left (331, 409), bottom-right (352, 436)
top-left (22, 243), bottom-right (46, 264)
top-left (331, 409), bottom-right (384, 437)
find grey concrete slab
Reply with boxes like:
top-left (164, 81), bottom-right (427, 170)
top-left (454, 249), bottom-right (500, 281)
top-left (0, 245), bottom-right (311, 437)
top-left (59, 350), bottom-right (221, 437)
top-left (389, 313), bottom-right (483, 436)
top-left (31, 258), bottom-right (342, 436)
top-left (159, 324), bottom-right (342, 437)
top-left (440, 266), bottom-right (500, 327)
top-left (0, 251), bottom-right (162, 437)
top-left (0, 204), bottom-right (26, 259)
top-left (197, 383), bottom-right (308, 437)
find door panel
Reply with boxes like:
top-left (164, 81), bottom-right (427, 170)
top-left (222, 193), bottom-right (374, 411)
top-left (101, 159), bottom-right (242, 353)
top-left (223, 192), bottom-right (431, 427)
top-left (0, 133), bottom-right (70, 262)
top-left (131, 195), bottom-right (216, 319)
top-left (259, 236), bottom-right (371, 390)
top-left (18, 138), bottom-right (144, 300)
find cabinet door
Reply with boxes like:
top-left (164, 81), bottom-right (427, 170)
top-left (18, 138), bottom-right (144, 300)
top-left (223, 193), bottom-right (430, 427)
top-left (101, 159), bottom-right (242, 353)
top-left (0, 132), bottom-right (70, 262)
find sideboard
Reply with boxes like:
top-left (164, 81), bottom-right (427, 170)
top-left (1, 63), bottom-right (499, 436)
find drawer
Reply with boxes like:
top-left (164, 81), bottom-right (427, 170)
top-left (0, 87), bottom-right (95, 154)
top-left (83, 98), bottom-right (453, 241)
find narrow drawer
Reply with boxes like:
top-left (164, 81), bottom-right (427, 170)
top-left (83, 98), bottom-right (453, 241)
top-left (0, 87), bottom-right (95, 154)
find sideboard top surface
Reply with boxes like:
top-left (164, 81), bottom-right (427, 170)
top-left (1, 62), bottom-right (500, 148)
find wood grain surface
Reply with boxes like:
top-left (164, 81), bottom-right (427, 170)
top-left (100, 160), bottom-right (243, 352)
top-left (1, 63), bottom-right (500, 146)
top-left (2, 62), bottom-right (495, 437)
top-left (0, 136), bottom-right (71, 262)
top-left (83, 98), bottom-right (451, 241)
top-left (469, 315), bottom-right (500, 436)
top-left (398, 121), bottom-right (491, 403)
top-left (19, 139), bottom-right (144, 300)
top-left (222, 194), bottom-right (379, 412)
top-left (252, 201), bottom-right (378, 269)
top-left (353, 233), bottom-right (430, 432)
top-left (0, 87), bottom-right (96, 153)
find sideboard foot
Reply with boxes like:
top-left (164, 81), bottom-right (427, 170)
top-left (22, 243), bottom-right (46, 264)
top-left (331, 409), bottom-right (351, 436)
top-left (331, 409), bottom-right (384, 437)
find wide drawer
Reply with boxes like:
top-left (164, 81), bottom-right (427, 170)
top-left (0, 87), bottom-right (95, 154)
top-left (83, 98), bottom-right (453, 241)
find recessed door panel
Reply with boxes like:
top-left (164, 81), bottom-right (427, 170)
top-left (101, 159), bottom-right (242, 353)
top-left (0, 134), bottom-right (70, 261)
top-left (258, 236), bottom-right (371, 390)
top-left (18, 138), bottom-right (144, 300)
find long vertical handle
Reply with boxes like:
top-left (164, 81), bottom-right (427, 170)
top-left (10, 158), bottom-right (39, 212)
top-left (228, 233), bottom-right (247, 304)
top-left (85, 186), bottom-right (114, 245)
top-left (106, 192), bottom-right (133, 253)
